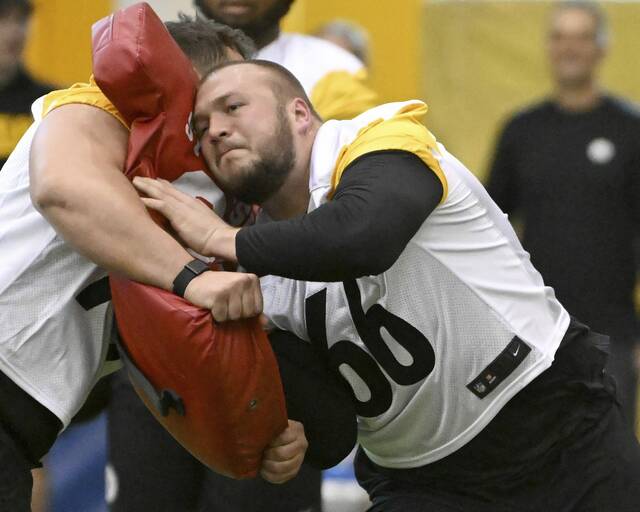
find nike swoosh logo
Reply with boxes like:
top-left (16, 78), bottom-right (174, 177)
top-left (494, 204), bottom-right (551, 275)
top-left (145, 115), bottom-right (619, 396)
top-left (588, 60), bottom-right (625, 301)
top-left (511, 345), bottom-right (520, 357)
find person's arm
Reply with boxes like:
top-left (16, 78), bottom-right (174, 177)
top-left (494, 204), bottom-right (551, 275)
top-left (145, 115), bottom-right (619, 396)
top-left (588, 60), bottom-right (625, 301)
top-left (485, 118), bottom-right (520, 215)
top-left (29, 104), bottom-right (261, 321)
top-left (134, 150), bottom-right (443, 282)
top-left (236, 150), bottom-right (443, 281)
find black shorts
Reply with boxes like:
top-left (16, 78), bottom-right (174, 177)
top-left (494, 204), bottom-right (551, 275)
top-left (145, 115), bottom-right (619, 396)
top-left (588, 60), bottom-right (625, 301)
top-left (0, 369), bottom-right (61, 511)
top-left (355, 320), bottom-right (640, 512)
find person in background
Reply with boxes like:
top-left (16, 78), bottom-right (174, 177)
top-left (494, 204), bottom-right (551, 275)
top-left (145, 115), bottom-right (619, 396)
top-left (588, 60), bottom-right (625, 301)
top-left (133, 58), bottom-right (640, 512)
top-left (314, 19), bottom-right (370, 67)
top-left (0, 2), bottom-right (53, 507)
top-left (196, 0), bottom-right (376, 120)
top-left (486, 0), bottom-right (640, 427)
top-left (0, 0), bottom-right (53, 170)
top-left (107, 2), bottom-right (378, 511)
top-left (0, 16), bottom-right (321, 512)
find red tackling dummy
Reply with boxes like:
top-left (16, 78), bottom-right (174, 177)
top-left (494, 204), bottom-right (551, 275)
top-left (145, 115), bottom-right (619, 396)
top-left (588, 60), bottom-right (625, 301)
top-left (92, 2), bottom-right (288, 478)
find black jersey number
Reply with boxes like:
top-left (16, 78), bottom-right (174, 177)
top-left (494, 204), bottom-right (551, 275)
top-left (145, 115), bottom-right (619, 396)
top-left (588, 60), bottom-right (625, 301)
top-left (305, 281), bottom-right (436, 418)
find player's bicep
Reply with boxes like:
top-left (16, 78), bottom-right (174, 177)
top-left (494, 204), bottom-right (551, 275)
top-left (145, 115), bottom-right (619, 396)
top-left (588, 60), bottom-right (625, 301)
top-left (30, 104), bottom-right (129, 210)
top-left (329, 150), bottom-right (442, 274)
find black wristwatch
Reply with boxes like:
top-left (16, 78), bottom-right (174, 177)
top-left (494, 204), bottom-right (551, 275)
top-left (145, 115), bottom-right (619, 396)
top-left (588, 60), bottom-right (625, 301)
top-left (172, 259), bottom-right (210, 298)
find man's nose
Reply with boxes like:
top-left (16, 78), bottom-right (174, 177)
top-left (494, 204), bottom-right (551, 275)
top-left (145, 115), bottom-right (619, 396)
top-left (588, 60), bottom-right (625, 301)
top-left (208, 114), bottom-right (231, 141)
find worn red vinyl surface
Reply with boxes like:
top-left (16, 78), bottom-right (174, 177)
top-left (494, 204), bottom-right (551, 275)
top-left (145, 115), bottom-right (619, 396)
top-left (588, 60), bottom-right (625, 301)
top-left (92, 2), bottom-right (287, 478)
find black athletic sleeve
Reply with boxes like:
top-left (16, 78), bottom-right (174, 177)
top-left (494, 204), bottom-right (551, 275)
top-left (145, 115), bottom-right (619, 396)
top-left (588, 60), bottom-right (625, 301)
top-left (236, 150), bottom-right (443, 282)
top-left (486, 119), bottom-right (520, 215)
top-left (268, 330), bottom-right (357, 469)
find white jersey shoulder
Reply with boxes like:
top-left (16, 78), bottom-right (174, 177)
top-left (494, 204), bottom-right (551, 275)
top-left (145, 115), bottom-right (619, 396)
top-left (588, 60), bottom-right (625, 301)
top-left (262, 100), bottom-right (570, 468)
top-left (257, 32), bottom-right (365, 96)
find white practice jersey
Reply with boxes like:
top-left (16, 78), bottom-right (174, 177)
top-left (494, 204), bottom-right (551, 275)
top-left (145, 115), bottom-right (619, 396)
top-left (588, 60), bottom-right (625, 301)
top-left (0, 95), bottom-right (224, 427)
top-left (258, 33), bottom-right (376, 120)
top-left (261, 101), bottom-right (570, 468)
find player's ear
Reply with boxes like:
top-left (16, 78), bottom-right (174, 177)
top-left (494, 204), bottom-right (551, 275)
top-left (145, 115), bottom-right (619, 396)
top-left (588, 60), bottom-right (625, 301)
top-left (290, 98), bottom-right (313, 135)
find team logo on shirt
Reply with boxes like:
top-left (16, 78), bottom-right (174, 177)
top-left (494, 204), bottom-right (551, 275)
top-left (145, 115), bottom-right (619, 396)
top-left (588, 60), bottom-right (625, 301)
top-left (586, 138), bottom-right (615, 165)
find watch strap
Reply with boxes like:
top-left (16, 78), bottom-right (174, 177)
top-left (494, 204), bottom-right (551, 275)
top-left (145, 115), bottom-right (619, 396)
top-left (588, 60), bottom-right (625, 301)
top-left (172, 259), bottom-right (210, 298)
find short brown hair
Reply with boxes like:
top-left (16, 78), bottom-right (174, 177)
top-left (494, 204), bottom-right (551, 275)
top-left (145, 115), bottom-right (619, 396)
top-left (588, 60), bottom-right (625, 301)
top-left (205, 59), bottom-right (322, 120)
top-left (165, 14), bottom-right (256, 75)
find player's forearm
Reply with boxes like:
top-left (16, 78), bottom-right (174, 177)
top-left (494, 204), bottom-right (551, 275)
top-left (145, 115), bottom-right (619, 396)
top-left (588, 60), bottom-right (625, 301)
top-left (32, 175), bottom-right (192, 290)
top-left (236, 151), bottom-right (442, 281)
top-left (29, 104), bottom-right (192, 291)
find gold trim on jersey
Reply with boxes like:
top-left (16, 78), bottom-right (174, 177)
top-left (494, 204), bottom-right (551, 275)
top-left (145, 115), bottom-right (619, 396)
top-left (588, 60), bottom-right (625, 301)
top-left (41, 76), bottom-right (128, 128)
top-left (329, 102), bottom-right (448, 201)
top-left (0, 113), bottom-right (33, 158)
top-left (310, 68), bottom-right (378, 121)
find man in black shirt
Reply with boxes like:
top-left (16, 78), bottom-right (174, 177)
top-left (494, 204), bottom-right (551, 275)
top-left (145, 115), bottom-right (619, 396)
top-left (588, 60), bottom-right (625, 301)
top-left (0, 0), bottom-right (53, 170)
top-left (487, 0), bottom-right (640, 426)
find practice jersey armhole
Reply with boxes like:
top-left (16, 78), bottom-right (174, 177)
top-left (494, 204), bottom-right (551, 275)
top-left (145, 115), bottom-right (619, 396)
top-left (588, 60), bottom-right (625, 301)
top-left (328, 106), bottom-right (448, 203)
top-left (41, 78), bottom-right (129, 130)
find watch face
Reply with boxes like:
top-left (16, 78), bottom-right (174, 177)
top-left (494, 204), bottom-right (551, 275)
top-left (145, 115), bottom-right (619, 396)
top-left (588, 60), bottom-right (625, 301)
top-left (186, 259), bottom-right (209, 275)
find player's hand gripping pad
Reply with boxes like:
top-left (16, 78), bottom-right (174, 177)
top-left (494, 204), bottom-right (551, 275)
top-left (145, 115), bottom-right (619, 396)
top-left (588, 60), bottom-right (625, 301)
top-left (92, 3), bottom-right (287, 478)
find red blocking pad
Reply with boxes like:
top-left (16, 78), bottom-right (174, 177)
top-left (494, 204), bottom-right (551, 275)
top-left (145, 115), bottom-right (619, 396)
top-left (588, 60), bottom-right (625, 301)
top-left (92, 2), bottom-right (287, 478)
top-left (110, 275), bottom-right (287, 478)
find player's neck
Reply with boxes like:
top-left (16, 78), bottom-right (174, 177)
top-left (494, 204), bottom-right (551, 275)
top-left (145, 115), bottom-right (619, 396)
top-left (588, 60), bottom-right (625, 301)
top-left (262, 126), bottom-right (318, 220)
top-left (262, 167), bottom-right (310, 220)
top-left (554, 82), bottom-right (602, 113)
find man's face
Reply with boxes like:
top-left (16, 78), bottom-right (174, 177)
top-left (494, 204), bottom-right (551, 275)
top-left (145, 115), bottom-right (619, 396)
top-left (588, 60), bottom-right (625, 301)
top-left (197, 0), bottom-right (292, 45)
top-left (193, 65), bottom-right (296, 204)
top-left (547, 7), bottom-right (604, 88)
top-left (0, 10), bottom-right (29, 76)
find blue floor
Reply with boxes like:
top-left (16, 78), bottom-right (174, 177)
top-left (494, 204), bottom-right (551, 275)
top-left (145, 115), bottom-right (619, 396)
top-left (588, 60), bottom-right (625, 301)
top-left (47, 413), bottom-right (108, 512)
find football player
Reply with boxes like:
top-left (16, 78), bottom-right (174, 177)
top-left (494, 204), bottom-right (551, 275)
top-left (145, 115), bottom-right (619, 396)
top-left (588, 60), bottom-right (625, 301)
top-left (135, 59), bottom-right (640, 511)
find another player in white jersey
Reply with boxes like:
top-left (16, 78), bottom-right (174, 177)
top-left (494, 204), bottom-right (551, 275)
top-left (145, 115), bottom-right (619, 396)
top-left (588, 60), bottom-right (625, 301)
top-left (0, 22), bottom-right (315, 511)
top-left (196, 0), bottom-right (377, 120)
top-left (137, 60), bottom-right (640, 511)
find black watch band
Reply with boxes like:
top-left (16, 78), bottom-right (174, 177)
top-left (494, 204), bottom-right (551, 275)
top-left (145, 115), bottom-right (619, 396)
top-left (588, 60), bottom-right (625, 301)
top-left (172, 259), bottom-right (210, 298)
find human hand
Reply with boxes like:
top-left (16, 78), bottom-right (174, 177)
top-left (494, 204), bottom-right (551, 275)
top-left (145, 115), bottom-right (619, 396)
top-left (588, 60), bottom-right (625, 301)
top-left (260, 420), bottom-right (308, 484)
top-left (183, 270), bottom-right (262, 321)
top-left (133, 177), bottom-right (238, 260)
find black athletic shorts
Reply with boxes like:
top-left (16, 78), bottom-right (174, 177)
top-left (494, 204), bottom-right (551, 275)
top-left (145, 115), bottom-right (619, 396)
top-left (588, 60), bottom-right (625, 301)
top-left (355, 319), bottom-right (640, 512)
top-left (0, 369), bottom-right (61, 511)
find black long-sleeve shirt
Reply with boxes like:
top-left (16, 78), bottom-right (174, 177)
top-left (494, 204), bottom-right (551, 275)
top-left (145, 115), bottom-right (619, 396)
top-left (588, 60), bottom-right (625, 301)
top-left (487, 96), bottom-right (640, 338)
top-left (237, 150), bottom-right (443, 282)
top-left (0, 67), bottom-right (54, 169)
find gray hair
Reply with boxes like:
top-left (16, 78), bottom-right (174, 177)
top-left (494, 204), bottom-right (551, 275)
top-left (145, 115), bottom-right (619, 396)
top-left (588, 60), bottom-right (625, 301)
top-left (315, 19), bottom-right (370, 66)
top-left (553, 1), bottom-right (609, 48)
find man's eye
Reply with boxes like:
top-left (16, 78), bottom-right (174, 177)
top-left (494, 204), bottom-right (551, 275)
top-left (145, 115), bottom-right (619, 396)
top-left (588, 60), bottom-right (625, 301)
top-left (195, 124), bottom-right (208, 138)
top-left (227, 103), bottom-right (243, 113)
